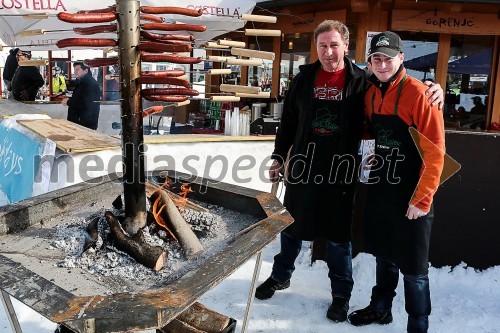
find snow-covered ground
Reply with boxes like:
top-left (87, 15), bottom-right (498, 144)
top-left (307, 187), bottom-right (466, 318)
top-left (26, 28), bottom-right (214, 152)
top-left (1, 229), bottom-right (500, 333)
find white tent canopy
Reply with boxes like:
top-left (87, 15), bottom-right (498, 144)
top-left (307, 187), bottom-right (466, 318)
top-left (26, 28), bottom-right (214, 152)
top-left (0, 0), bottom-right (255, 50)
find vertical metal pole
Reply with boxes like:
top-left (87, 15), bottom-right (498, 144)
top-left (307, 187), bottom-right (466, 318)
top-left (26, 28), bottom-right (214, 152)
top-left (0, 290), bottom-right (23, 333)
top-left (241, 251), bottom-right (262, 333)
top-left (116, 0), bottom-right (147, 228)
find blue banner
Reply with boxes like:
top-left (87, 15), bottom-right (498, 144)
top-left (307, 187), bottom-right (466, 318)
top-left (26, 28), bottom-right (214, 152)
top-left (0, 123), bottom-right (42, 203)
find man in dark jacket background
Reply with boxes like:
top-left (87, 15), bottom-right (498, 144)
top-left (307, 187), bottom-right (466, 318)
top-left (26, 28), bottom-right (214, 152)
top-left (255, 20), bottom-right (444, 324)
top-left (2, 48), bottom-right (19, 99)
top-left (10, 50), bottom-right (44, 101)
top-left (62, 62), bottom-right (101, 130)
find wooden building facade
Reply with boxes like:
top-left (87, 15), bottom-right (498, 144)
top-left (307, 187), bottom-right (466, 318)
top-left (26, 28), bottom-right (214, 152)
top-left (230, 0), bottom-right (500, 129)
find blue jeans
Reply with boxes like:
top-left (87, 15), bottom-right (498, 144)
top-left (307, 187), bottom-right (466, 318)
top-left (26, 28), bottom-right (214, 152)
top-left (370, 257), bottom-right (431, 333)
top-left (271, 231), bottom-right (353, 299)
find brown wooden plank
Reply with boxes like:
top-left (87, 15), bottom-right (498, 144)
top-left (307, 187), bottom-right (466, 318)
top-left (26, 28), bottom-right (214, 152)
top-left (392, 9), bottom-right (500, 35)
top-left (17, 119), bottom-right (121, 153)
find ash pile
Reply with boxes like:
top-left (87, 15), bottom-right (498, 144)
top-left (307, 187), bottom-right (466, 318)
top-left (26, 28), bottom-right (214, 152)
top-left (50, 188), bottom-right (256, 292)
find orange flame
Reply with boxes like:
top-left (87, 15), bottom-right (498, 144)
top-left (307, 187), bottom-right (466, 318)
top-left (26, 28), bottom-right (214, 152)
top-left (152, 196), bottom-right (178, 242)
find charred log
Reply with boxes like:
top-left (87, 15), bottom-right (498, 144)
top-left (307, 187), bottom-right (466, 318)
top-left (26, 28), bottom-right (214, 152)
top-left (83, 216), bottom-right (100, 252)
top-left (104, 211), bottom-right (166, 270)
top-left (150, 191), bottom-right (204, 259)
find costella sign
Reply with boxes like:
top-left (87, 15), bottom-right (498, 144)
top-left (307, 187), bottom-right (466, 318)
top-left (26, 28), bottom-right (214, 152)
top-left (392, 9), bottom-right (500, 35)
top-left (0, 0), bottom-right (255, 50)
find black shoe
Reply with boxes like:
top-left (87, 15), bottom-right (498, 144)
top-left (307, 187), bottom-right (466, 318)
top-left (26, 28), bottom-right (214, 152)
top-left (348, 305), bottom-right (393, 326)
top-left (255, 277), bottom-right (290, 300)
top-left (54, 325), bottom-right (74, 333)
top-left (326, 297), bottom-right (350, 322)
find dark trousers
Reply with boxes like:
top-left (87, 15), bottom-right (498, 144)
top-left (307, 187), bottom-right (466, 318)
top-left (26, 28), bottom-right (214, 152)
top-left (271, 231), bottom-right (353, 299)
top-left (370, 257), bottom-right (431, 333)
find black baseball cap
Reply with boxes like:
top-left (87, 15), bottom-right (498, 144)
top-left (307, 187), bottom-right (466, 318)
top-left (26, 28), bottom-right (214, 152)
top-left (368, 31), bottom-right (402, 59)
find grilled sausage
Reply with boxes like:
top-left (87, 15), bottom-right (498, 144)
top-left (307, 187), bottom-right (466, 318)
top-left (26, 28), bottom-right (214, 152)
top-left (83, 57), bottom-right (119, 67)
top-left (140, 31), bottom-right (194, 42)
top-left (56, 38), bottom-right (118, 48)
top-left (139, 76), bottom-right (191, 88)
top-left (140, 41), bottom-right (191, 53)
top-left (142, 88), bottom-right (199, 96)
top-left (142, 95), bottom-right (189, 102)
top-left (57, 12), bottom-right (117, 23)
top-left (140, 6), bottom-right (203, 17)
top-left (73, 24), bottom-right (118, 35)
top-left (140, 13), bottom-right (165, 23)
top-left (141, 23), bottom-right (206, 32)
top-left (141, 70), bottom-right (185, 78)
top-left (142, 105), bottom-right (164, 117)
top-left (141, 52), bottom-right (203, 64)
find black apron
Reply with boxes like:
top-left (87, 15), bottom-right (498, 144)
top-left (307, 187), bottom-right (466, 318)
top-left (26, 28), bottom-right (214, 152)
top-left (364, 76), bottom-right (433, 275)
top-left (284, 94), bottom-right (355, 243)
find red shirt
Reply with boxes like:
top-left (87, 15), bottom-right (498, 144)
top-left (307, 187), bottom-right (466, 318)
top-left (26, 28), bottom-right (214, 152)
top-left (313, 67), bottom-right (345, 101)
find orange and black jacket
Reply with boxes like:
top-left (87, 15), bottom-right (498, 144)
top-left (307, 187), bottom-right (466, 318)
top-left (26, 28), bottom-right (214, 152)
top-left (365, 69), bottom-right (445, 212)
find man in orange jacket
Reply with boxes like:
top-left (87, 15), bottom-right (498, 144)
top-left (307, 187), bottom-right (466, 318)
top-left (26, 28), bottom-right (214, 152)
top-left (347, 31), bottom-right (445, 333)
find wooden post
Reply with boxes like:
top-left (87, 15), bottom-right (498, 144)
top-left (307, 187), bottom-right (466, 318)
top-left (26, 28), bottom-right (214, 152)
top-left (435, 34), bottom-right (451, 89)
top-left (488, 36), bottom-right (500, 125)
top-left (271, 35), bottom-right (281, 98)
top-left (117, 0), bottom-right (147, 233)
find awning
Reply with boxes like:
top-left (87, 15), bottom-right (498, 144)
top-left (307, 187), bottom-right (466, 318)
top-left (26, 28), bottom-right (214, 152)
top-left (0, 0), bottom-right (255, 50)
top-left (447, 49), bottom-right (492, 75)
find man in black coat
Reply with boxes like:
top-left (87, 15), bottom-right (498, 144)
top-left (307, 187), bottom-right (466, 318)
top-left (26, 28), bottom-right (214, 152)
top-left (62, 62), bottom-right (101, 130)
top-left (10, 50), bottom-right (44, 101)
top-left (2, 48), bottom-right (19, 99)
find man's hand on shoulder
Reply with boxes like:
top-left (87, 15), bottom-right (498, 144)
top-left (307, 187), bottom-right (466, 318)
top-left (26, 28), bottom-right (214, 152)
top-left (423, 81), bottom-right (444, 110)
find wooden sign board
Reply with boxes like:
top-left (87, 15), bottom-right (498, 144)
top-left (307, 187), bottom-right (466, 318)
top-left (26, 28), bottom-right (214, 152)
top-left (392, 9), bottom-right (500, 35)
top-left (17, 119), bottom-right (121, 153)
top-left (273, 10), bottom-right (346, 34)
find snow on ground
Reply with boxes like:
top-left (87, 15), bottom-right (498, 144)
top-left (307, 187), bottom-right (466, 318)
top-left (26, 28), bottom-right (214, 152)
top-left (1, 240), bottom-right (499, 333)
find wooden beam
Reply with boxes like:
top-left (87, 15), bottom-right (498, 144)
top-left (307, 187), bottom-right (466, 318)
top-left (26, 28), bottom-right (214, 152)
top-left (271, 35), bottom-right (281, 98)
top-left (355, 15), bottom-right (368, 63)
top-left (435, 34), bottom-right (451, 89)
top-left (489, 36), bottom-right (500, 124)
top-left (241, 36), bottom-right (249, 85)
top-left (310, 35), bottom-right (318, 64)
top-left (351, 0), bottom-right (369, 13)
top-left (392, 9), bottom-right (500, 35)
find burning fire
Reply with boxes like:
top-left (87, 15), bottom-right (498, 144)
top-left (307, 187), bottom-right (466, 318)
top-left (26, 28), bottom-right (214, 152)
top-left (150, 177), bottom-right (194, 240)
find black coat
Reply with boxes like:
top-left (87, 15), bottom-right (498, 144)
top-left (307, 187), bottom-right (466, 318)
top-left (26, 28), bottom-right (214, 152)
top-left (11, 66), bottom-right (44, 101)
top-left (67, 72), bottom-right (101, 130)
top-left (272, 59), bottom-right (370, 242)
top-left (2, 48), bottom-right (19, 82)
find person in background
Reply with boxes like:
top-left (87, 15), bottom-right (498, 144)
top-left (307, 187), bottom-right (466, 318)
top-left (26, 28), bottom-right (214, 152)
top-left (51, 66), bottom-right (67, 95)
top-left (2, 48), bottom-right (19, 99)
top-left (10, 50), bottom-right (44, 101)
top-left (347, 31), bottom-right (445, 333)
top-left (62, 62), bottom-right (101, 130)
top-left (255, 20), bottom-right (444, 324)
top-left (470, 96), bottom-right (486, 115)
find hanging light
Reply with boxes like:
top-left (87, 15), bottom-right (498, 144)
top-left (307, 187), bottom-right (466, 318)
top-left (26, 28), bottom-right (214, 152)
top-left (288, 41), bottom-right (293, 50)
top-left (294, 33), bottom-right (300, 39)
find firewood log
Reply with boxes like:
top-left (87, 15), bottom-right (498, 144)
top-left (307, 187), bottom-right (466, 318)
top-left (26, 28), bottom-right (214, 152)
top-left (104, 211), bottom-right (167, 270)
top-left (145, 180), bottom-right (209, 212)
top-left (83, 216), bottom-right (100, 251)
top-left (159, 318), bottom-right (203, 333)
top-left (151, 191), bottom-right (204, 259)
top-left (176, 302), bottom-right (230, 333)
